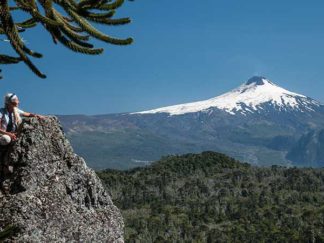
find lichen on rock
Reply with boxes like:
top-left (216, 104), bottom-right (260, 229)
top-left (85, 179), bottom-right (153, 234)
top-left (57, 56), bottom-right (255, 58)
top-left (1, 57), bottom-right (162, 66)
top-left (0, 117), bottom-right (124, 242)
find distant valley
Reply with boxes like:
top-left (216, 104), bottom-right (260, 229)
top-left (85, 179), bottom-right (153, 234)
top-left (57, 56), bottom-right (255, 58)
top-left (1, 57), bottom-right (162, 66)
top-left (58, 76), bottom-right (324, 170)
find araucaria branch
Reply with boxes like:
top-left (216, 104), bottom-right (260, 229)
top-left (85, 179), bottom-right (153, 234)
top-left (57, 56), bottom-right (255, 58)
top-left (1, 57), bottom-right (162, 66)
top-left (0, 0), bottom-right (133, 79)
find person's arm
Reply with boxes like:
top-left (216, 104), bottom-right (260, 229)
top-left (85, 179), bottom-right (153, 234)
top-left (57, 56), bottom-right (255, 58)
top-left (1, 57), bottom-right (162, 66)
top-left (0, 128), bottom-right (17, 140)
top-left (21, 112), bottom-right (45, 119)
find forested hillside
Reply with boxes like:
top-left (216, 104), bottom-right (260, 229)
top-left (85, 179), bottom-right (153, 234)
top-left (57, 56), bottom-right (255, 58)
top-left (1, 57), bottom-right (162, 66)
top-left (98, 152), bottom-right (324, 242)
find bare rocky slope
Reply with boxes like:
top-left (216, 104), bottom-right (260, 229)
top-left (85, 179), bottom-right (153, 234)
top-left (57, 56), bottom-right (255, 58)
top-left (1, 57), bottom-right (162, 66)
top-left (0, 117), bottom-right (124, 242)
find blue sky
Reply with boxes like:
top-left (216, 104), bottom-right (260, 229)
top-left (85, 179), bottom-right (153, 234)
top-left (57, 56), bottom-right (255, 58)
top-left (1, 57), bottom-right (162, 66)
top-left (1, 0), bottom-right (324, 115)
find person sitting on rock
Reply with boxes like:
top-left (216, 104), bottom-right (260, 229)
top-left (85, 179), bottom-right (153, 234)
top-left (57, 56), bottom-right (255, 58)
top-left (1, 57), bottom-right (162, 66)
top-left (0, 93), bottom-right (45, 146)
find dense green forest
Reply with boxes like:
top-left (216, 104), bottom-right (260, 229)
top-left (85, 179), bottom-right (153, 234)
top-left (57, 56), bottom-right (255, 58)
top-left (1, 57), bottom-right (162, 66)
top-left (97, 151), bottom-right (324, 242)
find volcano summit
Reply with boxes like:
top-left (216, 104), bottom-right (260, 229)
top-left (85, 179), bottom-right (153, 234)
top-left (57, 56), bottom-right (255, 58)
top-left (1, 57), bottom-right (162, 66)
top-left (59, 76), bottom-right (324, 169)
top-left (137, 76), bottom-right (321, 115)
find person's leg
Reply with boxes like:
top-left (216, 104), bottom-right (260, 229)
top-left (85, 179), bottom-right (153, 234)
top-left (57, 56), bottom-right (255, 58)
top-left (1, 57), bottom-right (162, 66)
top-left (0, 135), bottom-right (12, 194)
top-left (0, 135), bottom-right (11, 146)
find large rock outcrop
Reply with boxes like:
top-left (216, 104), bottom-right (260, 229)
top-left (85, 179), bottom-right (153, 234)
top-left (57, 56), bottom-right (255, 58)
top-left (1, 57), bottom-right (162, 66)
top-left (0, 117), bottom-right (124, 242)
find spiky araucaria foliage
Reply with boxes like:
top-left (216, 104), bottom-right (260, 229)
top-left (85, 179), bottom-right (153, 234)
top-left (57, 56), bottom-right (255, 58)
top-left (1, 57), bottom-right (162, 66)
top-left (0, 0), bottom-right (133, 79)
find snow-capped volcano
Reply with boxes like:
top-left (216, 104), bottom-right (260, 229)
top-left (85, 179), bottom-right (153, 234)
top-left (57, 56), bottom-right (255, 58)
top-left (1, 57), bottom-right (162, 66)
top-left (136, 76), bottom-right (321, 115)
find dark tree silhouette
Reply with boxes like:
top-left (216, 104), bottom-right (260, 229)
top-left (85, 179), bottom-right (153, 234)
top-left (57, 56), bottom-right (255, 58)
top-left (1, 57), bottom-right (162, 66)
top-left (0, 0), bottom-right (133, 79)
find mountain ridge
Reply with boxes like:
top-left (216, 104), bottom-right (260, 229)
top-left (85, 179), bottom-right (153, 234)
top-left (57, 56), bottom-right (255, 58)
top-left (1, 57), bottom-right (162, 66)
top-left (58, 76), bottom-right (324, 169)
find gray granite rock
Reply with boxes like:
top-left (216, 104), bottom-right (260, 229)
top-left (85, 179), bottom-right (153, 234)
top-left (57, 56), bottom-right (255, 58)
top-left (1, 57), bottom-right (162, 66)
top-left (0, 117), bottom-right (124, 242)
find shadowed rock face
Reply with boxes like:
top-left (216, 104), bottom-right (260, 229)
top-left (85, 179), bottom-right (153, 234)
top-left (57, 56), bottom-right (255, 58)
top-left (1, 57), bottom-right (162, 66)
top-left (0, 117), bottom-right (124, 242)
